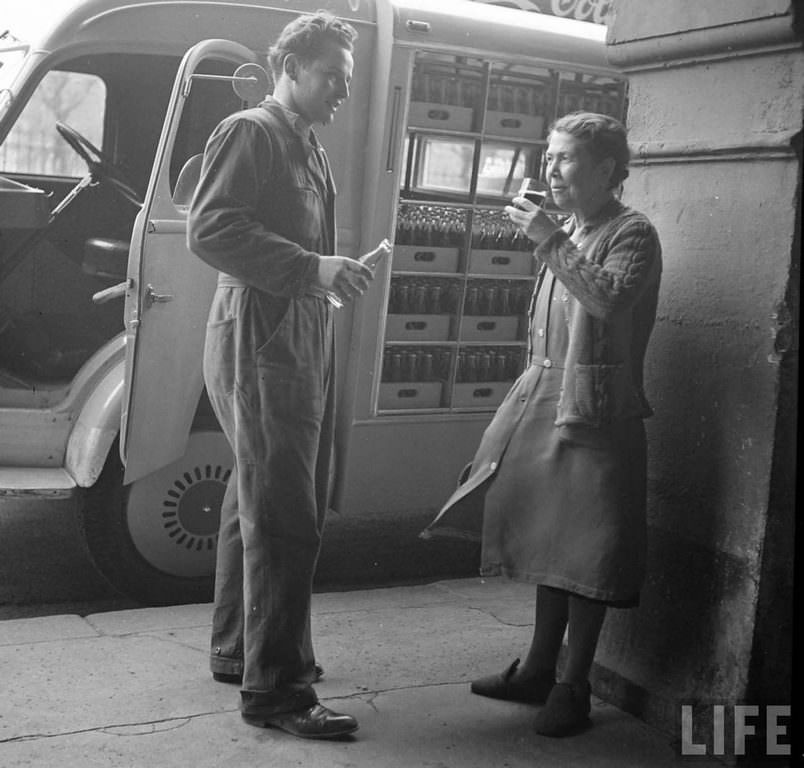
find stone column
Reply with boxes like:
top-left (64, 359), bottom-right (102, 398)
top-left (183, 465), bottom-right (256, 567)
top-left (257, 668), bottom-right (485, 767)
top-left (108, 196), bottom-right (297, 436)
top-left (592, 0), bottom-right (800, 748)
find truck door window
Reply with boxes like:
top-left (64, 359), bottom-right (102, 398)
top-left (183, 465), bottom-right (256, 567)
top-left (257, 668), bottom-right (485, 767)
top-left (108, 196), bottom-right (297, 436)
top-left (169, 58), bottom-right (243, 194)
top-left (0, 70), bottom-right (105, 177)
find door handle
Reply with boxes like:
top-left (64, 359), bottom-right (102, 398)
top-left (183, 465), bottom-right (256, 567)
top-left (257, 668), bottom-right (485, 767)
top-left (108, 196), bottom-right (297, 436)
top-left (93, 278), bottom-right (132, 304)
top-left (144, 284), bottom-right (174, 307)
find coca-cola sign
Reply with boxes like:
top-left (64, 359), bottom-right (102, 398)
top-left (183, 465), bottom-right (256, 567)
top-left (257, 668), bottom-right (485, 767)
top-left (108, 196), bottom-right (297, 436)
top-left (471, 0), bottom-right (610, 25)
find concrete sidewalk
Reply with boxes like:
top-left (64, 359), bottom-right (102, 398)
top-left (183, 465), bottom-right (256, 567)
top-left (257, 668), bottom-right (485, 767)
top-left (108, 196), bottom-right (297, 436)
top-left (0, 578), bottom-right (688, 767)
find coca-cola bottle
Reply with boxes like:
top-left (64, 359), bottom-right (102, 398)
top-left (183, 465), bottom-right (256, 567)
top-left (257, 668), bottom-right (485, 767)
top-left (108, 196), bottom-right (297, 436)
top-left (464, 353), bottom-right (478, 382)
top-left (412, 285), bottom-right (427, 314)
top-left (420, 352), bottom-right (434, 381)
top-left (395, 282), bottom-right (410, 314)
top-left (455, 352), bottom-right (465, 383)
top-left (395, 209), bottom-right (412, 245)
top-left (427, 284), bottom-right (442, 314)
top-left (481, 285), bottom-right (497, 316)
top-left (464, 286), bottom-right (479, 315)
top-left (492, 352), bottom-right (508, 381)
top-left (390, 352), bottom-right (403, 382)
top-left (449, 216), bottom-right (464, 247)
top-left (478, 353), bottom-right (491, 382)
top-left (498, 286), bottom-right (512, 315)
top-left (403, 351), bottom-right (419, 382)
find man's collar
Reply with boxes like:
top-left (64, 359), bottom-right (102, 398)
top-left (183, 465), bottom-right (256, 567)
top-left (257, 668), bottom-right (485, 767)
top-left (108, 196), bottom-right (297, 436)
top-left (262, 95), bottom-right (313, 143)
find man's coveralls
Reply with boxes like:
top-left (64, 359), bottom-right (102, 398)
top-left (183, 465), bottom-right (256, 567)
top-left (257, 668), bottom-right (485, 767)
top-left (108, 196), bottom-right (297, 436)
top-left (188, 96), bottom-right (337, 713)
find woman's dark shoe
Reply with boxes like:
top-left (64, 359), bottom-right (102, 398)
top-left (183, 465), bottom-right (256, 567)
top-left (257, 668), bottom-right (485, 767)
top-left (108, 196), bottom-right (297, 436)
top-left (470, 658), bottom-right (555, 704)
top-left (533, 681), bottom-right (592, 737)
top-left (242, 703), bottom-right (358, 739)
top-left (213, 662), bottom-right (324, 685)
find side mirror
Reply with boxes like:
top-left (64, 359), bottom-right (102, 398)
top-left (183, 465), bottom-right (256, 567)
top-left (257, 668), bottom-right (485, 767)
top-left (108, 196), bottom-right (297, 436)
top-left (232, 63), bottom-right (270, 105)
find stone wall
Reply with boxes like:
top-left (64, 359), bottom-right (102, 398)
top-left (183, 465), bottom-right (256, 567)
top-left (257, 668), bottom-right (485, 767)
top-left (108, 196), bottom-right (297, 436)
top-left (590, 0), bottom-right (800, 744)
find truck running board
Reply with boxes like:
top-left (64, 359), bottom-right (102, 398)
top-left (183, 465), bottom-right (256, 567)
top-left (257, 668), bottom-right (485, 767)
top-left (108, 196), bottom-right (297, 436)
top-left (0, 468), bottom-right (77, 499)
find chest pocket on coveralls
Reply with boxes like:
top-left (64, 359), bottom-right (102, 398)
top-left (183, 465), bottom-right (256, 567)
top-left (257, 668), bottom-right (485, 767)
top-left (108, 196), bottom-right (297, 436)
top-left (290, 186), bottom-right (326, 240)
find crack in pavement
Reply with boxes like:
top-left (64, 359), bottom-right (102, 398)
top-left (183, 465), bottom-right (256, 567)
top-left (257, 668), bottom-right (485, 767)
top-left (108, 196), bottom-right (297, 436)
top-left (0, 710), bottom-right (233, 744)
top-left (0, 681), bottom-right (475, 744)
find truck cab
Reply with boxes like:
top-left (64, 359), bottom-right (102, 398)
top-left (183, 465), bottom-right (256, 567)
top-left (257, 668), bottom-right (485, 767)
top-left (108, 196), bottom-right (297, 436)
top-left (0, 0), bottom-right (624, 604)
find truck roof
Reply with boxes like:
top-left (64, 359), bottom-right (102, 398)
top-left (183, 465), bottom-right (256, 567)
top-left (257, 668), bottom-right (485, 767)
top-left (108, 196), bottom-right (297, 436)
top-left (27, 0), bottom-right (610, 72)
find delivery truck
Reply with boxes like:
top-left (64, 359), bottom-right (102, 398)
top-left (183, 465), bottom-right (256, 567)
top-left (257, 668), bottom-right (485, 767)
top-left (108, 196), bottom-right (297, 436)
top-left (0, 0), bottom-right (626, 602)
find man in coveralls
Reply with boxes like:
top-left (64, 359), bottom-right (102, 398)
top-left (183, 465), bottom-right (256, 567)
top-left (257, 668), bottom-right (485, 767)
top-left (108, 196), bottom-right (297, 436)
top-left (187, 11), bottom-right (375, 739)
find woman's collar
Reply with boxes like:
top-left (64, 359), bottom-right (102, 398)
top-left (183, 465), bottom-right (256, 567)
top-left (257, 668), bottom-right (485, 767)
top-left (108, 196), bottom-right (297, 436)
top-left (572, 197), bottom-right (624, 233)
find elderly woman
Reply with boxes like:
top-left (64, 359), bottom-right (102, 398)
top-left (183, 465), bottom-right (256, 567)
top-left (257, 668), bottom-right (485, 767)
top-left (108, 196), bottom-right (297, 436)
top-left (424, 112), bottom-right (662, 737)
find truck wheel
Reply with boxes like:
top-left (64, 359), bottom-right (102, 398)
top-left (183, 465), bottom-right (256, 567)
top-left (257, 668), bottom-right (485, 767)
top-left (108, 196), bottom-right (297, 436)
top-left (79, 430), bottom-right (233, 605)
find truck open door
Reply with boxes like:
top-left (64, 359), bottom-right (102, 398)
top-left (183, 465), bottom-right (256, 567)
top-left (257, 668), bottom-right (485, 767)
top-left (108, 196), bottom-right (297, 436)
top-left (120, 39), bottom-right (262, 483)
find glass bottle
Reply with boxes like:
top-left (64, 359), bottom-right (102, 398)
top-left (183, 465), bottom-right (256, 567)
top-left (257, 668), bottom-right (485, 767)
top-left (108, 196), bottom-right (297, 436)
top-left (427, 284), bottom-right (442, 314)
top-left (412, 285), bottom-right (428, 314)
top-left (464, 286), bottom-right (479, 315)
top-left (464, 353), bottom-right (478, 383)
top-left (481, 285), bottom-right (497, 316)
top-left (493, 351), bottom-right (508, 381)
top-left (396, 282), bottom-right (410, 314)
top-left (403, 351), bottom-right (419, 382)
top-left (420, 352), bottom-right (434, 381)
top-left (390, 352), bottom-right (403, 382)
top-left (455, 352), bottom-right (465, 383)
top-left (478, 353), bottom-right (491, 382)
top-left (498, 286), bottom-right (512, 315)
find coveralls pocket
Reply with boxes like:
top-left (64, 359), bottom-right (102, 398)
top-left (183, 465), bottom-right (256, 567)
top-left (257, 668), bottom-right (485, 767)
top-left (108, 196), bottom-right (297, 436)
top-left (204, 316), bottom-right (237, 397)
top-left (252, 297), bottom-right (292, 360)
top-left (254, 300), bottom-right (325, 421)
top-left (275, 183), bottom-right (325, 245)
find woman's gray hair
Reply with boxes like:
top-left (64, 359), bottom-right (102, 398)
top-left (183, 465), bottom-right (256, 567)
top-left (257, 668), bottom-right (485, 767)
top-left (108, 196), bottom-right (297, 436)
top-left (548, 111), bottom-right (630, 188)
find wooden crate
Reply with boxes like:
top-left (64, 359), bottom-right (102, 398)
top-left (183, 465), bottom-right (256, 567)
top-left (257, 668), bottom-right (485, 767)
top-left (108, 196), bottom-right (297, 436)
top-left (468, 248), bottom-right (533, 276)
top-left (393, 245), bottom-right (460, 273)
top-left (485, 111), bottom-right (545, 140)
top-left (451, 381), bottom-right (510, 408)
top-left (409, 101), bottom-right (474, 132)
top-left (385, 314), bottom-right (451, 342)
top-left (378, 381), bottom-right (443, 410)
top-left (459, 315), bottom-right (519, 342)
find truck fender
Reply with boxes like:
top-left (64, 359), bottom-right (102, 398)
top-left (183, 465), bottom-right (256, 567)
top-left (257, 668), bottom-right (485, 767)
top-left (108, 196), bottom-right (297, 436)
top-left (64, 362), bottom-right (125, 488)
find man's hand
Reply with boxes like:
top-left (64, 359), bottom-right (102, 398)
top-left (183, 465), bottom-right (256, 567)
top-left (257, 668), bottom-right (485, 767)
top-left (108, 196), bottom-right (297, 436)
top-left (316, 255), bottom-right (374, 304)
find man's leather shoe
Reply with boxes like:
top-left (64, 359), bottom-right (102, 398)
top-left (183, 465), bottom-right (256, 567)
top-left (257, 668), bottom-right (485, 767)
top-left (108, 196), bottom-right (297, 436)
top-left (470, 658), bottom-right (555, 704)
top-left (213, 662), bottom-right (324, 685)
top-left (212, 671), bottom-right (242, 684)
top-left (242, 703), bottom-right (358, 739)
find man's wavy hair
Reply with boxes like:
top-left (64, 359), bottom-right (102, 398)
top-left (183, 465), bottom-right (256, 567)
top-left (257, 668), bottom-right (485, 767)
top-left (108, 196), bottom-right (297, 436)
top-left (267, 10), bottom-right (358, 82)
top-left (548, 111), bottom-right (630, 189)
